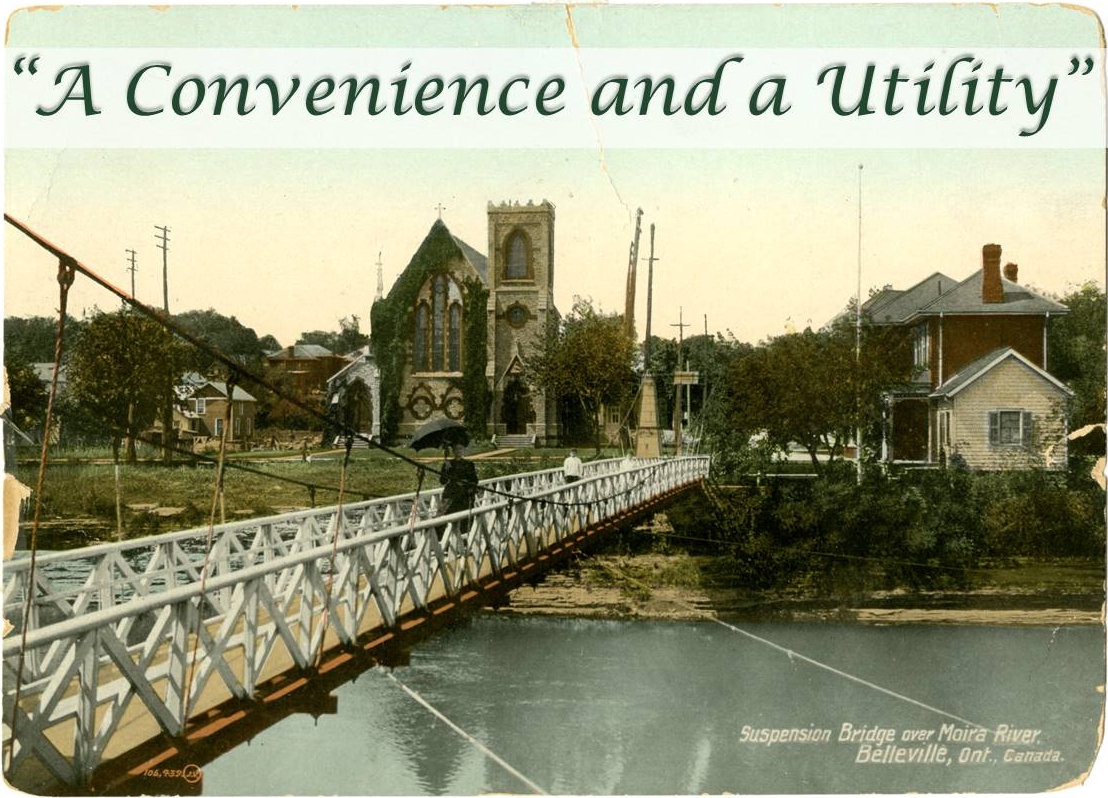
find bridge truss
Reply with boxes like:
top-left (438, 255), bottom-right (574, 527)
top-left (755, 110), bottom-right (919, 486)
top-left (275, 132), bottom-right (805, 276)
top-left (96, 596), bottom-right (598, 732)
top-left (2, 455), bottom-right (709, 790)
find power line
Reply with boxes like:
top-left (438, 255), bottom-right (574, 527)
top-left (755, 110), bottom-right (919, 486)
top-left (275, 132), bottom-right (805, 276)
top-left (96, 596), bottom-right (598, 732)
top-left (4, 213), bottom-right (654, 512)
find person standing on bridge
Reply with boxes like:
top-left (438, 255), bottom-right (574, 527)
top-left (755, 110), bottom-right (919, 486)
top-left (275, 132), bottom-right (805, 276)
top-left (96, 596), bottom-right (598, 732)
top-left (563, 449), bottom-right (583, 484)
top-left (440, 444), bottom-right (479, 543)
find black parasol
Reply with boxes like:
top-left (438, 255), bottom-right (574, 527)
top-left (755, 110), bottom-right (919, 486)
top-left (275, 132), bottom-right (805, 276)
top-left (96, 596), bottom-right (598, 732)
top-left (408, 417), bottom-right (470, 451)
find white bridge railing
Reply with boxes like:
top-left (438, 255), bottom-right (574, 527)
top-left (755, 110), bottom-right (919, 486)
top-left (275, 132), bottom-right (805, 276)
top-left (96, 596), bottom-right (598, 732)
top-left (2, 455), bottom-right (709, 789)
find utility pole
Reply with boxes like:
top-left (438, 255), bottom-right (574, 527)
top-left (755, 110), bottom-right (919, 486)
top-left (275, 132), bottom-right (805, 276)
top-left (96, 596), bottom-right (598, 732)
top-left (154, 224), bottom-right (172, 465)
top-left (624, 209), bottom-right (643, 339)
top-left (703, 314), bottom-right (709, 413)
top-left (635, 222), bottom-right (661, 458)
top-left (855, 164), bottom-right (864, 485)
top-left (643, 224), bottom-right (658, 362)
top-left (125, 249), bottom-right (137, 299)
top-left (670, 307), bottom-right (690, 456)
top-left (154, 225), bottom-right (170, 313)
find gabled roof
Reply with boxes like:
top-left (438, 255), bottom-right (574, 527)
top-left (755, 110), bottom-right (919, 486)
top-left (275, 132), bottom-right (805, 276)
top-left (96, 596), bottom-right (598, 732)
top-left (188, 381), bottom-right (257, 402)
top-left (327, 346), bottom-right (376, 386)
top-left (451, 234), bottom-right (488, 283)
top-left (930, 347), bottom-right (1073, 399)
top-left (866, 272), bottom-right (957, 324)
top-left (909, 270), bottom-right (1068, 319)
top-left (267, 344), bottom-right (335, 361)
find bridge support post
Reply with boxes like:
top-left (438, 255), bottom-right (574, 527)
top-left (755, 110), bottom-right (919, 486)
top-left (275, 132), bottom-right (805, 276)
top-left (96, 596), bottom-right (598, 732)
top-left (74, 629), bottom-right (101, 783)
top-left (164, 602), bottom-right (191, 735)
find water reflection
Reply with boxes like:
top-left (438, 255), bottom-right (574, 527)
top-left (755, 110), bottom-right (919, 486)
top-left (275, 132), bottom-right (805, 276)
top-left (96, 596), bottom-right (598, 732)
top-left (200, 616), bottom-right (1104, 795)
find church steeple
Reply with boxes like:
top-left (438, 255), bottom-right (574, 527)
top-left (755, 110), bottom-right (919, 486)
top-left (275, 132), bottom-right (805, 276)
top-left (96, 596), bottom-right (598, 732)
top-left (375, 251), bottom-right (384, 302)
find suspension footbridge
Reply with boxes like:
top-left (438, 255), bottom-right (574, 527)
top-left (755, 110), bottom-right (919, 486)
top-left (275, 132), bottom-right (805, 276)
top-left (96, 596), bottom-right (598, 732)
top-left (3, 455), bottom-right (710, 792)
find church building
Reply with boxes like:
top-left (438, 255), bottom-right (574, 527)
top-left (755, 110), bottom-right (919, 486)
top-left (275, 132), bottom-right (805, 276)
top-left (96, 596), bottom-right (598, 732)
top-left (369, 200), bottom-right (560, 445)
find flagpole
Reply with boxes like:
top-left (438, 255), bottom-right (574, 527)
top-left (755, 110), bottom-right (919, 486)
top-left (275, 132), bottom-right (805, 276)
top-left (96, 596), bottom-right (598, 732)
top-left (856, 163), bottom-right (864, 485)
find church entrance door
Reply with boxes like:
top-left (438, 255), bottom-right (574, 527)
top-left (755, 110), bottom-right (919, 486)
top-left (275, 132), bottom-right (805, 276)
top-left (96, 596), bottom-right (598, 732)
top-left (502, 378), bottom-right (532, 435)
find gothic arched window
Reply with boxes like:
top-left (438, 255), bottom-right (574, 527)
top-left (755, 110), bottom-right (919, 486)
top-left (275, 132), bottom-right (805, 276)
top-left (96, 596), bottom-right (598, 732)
top-left (432, 276), bottom-right (447, 370)
top-left (504, 229), bottom-right (532, 280)
top-left (448, 303), bottom-right (462, 371)
top-left (413, 303), bottom-right (429, 371)
top-left (415, 275), bottom-right (464, 373)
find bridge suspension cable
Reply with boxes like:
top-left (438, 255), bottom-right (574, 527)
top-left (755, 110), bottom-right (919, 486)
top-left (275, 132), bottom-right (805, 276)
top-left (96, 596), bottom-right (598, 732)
top-left (381, 669), bottom-right (549, 795)
top-left (5, 212), bottom-right (645, 515)
top-left (6, 255), bottom-right (76, 773)
top-left (586, 555), bottom-right (990, 732)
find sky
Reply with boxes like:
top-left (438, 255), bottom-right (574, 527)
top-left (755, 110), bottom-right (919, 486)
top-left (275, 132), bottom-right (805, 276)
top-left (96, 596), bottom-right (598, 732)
top-left (3, 2), bottom-right (1105, 350)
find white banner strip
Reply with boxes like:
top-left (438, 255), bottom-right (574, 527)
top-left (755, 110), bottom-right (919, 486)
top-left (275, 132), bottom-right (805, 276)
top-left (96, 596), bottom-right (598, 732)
top-left (5, 48), bottom-right (1104, 148)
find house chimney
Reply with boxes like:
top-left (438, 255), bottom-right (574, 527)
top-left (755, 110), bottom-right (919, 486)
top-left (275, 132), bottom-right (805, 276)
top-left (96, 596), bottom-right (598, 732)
top-left (1003, 262), bottom-right (1018, 283)
top-left (982, 243), bottom-right (1003, 303)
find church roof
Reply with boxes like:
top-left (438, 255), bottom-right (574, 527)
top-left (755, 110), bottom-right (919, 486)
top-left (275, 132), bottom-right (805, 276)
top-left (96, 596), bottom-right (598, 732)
top-left (451, 234), bottom-right (488, 283)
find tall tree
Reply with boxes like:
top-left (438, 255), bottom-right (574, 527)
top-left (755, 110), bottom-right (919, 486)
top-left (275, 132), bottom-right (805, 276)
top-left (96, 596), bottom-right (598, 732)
top-left (3, 315), bottom-right (86, 363)
top-left (529, 298), bottom-right (636, 453)
top-left (3, 355), bottom-right (48, 435)
top-left (1048, 282), bottom-right (1106, 429)
top-left (174, 308), bottom-right (266, 373)
top-left (297, 316), bottom-right (370, 356)
top-left (68, 311), bottom-right (191, 463)
top-left (719, 322), bottom-right (911, 471)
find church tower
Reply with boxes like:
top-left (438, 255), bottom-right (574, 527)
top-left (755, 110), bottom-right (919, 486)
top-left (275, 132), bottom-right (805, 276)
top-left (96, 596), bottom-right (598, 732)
top-left (486, 200), bottom-right (560, 444)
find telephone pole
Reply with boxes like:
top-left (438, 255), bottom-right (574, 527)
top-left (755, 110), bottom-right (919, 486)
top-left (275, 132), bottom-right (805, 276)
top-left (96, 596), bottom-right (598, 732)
top-left (154, 225), bottom-right (170, 313)
top-left (125, 248), bottom-right (137, 301)
top-left (643, 224), bottom-right (658, 362)
top-left (154, 224), bottom-right (172, 465)
top-left (670, 307), bottom-right (690, 456)
top-left (702, 313), bottom-right (709, 414)
top-left (624, 209), bottom-right (643, 340)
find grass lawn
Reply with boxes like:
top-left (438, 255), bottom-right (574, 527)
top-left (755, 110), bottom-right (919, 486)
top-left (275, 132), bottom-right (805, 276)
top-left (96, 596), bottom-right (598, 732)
top-left (8, 442), bottom-right (631, 546)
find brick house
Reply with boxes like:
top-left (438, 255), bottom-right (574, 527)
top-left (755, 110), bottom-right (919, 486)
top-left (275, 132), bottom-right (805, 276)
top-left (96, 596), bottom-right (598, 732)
top-left (180, 380), bottom-right (258, 447)
top-left (265, 344), bottom-right (351, 403)
top-left (866, 243), bottom-right (1071, 469)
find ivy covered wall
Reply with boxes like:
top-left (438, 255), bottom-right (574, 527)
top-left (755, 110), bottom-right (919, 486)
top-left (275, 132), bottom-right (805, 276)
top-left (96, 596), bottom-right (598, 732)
top-left (369, 220), bottom-right (490, 443)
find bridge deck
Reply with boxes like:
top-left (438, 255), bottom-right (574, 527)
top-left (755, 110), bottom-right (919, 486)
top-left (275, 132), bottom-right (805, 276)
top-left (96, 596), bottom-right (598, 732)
top-left (3, 455), bottom-right (709, 791)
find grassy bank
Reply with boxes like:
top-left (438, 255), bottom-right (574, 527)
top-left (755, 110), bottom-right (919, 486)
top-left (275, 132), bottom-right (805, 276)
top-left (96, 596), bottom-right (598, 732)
top-left (7, 445), bottom-right (627, 546)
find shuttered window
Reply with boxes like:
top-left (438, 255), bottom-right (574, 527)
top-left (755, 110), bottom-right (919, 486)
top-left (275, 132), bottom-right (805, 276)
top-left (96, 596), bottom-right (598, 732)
top-left (989, 410), bottom-right (1033, 447)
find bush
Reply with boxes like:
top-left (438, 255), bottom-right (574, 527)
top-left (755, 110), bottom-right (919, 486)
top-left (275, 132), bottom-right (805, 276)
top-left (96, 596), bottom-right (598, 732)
top-left (717, 464), bottom-right (1104, 592)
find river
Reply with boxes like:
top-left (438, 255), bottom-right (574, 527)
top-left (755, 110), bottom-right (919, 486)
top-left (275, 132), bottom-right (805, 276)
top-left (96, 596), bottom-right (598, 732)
top-left (199, 615), bottom-right (1103, 794)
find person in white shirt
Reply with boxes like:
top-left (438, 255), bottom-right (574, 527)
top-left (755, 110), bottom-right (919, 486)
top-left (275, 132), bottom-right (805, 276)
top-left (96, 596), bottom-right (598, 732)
top-left (563, 449), bottom-right (583, 483)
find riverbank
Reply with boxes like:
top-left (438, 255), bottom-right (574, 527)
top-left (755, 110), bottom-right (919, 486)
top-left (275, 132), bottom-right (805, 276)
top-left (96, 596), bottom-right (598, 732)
top-left (491, 552), bottom-right (1105, 625)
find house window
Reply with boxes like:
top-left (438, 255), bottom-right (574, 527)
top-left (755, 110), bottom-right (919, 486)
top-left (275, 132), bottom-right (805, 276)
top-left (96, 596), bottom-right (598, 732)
top-left (937, 410), bottom-right (952, 450)
top-left (989, 410), bottom-right (1032, 447)
top-left (214, 417), bottom-right (223, 437)
top-left (194, 398), bottom-right (206, 415)
top-left (913, 323), bottom-right (930, 370)
top-left (504, 229), bottom-right (532, 280)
